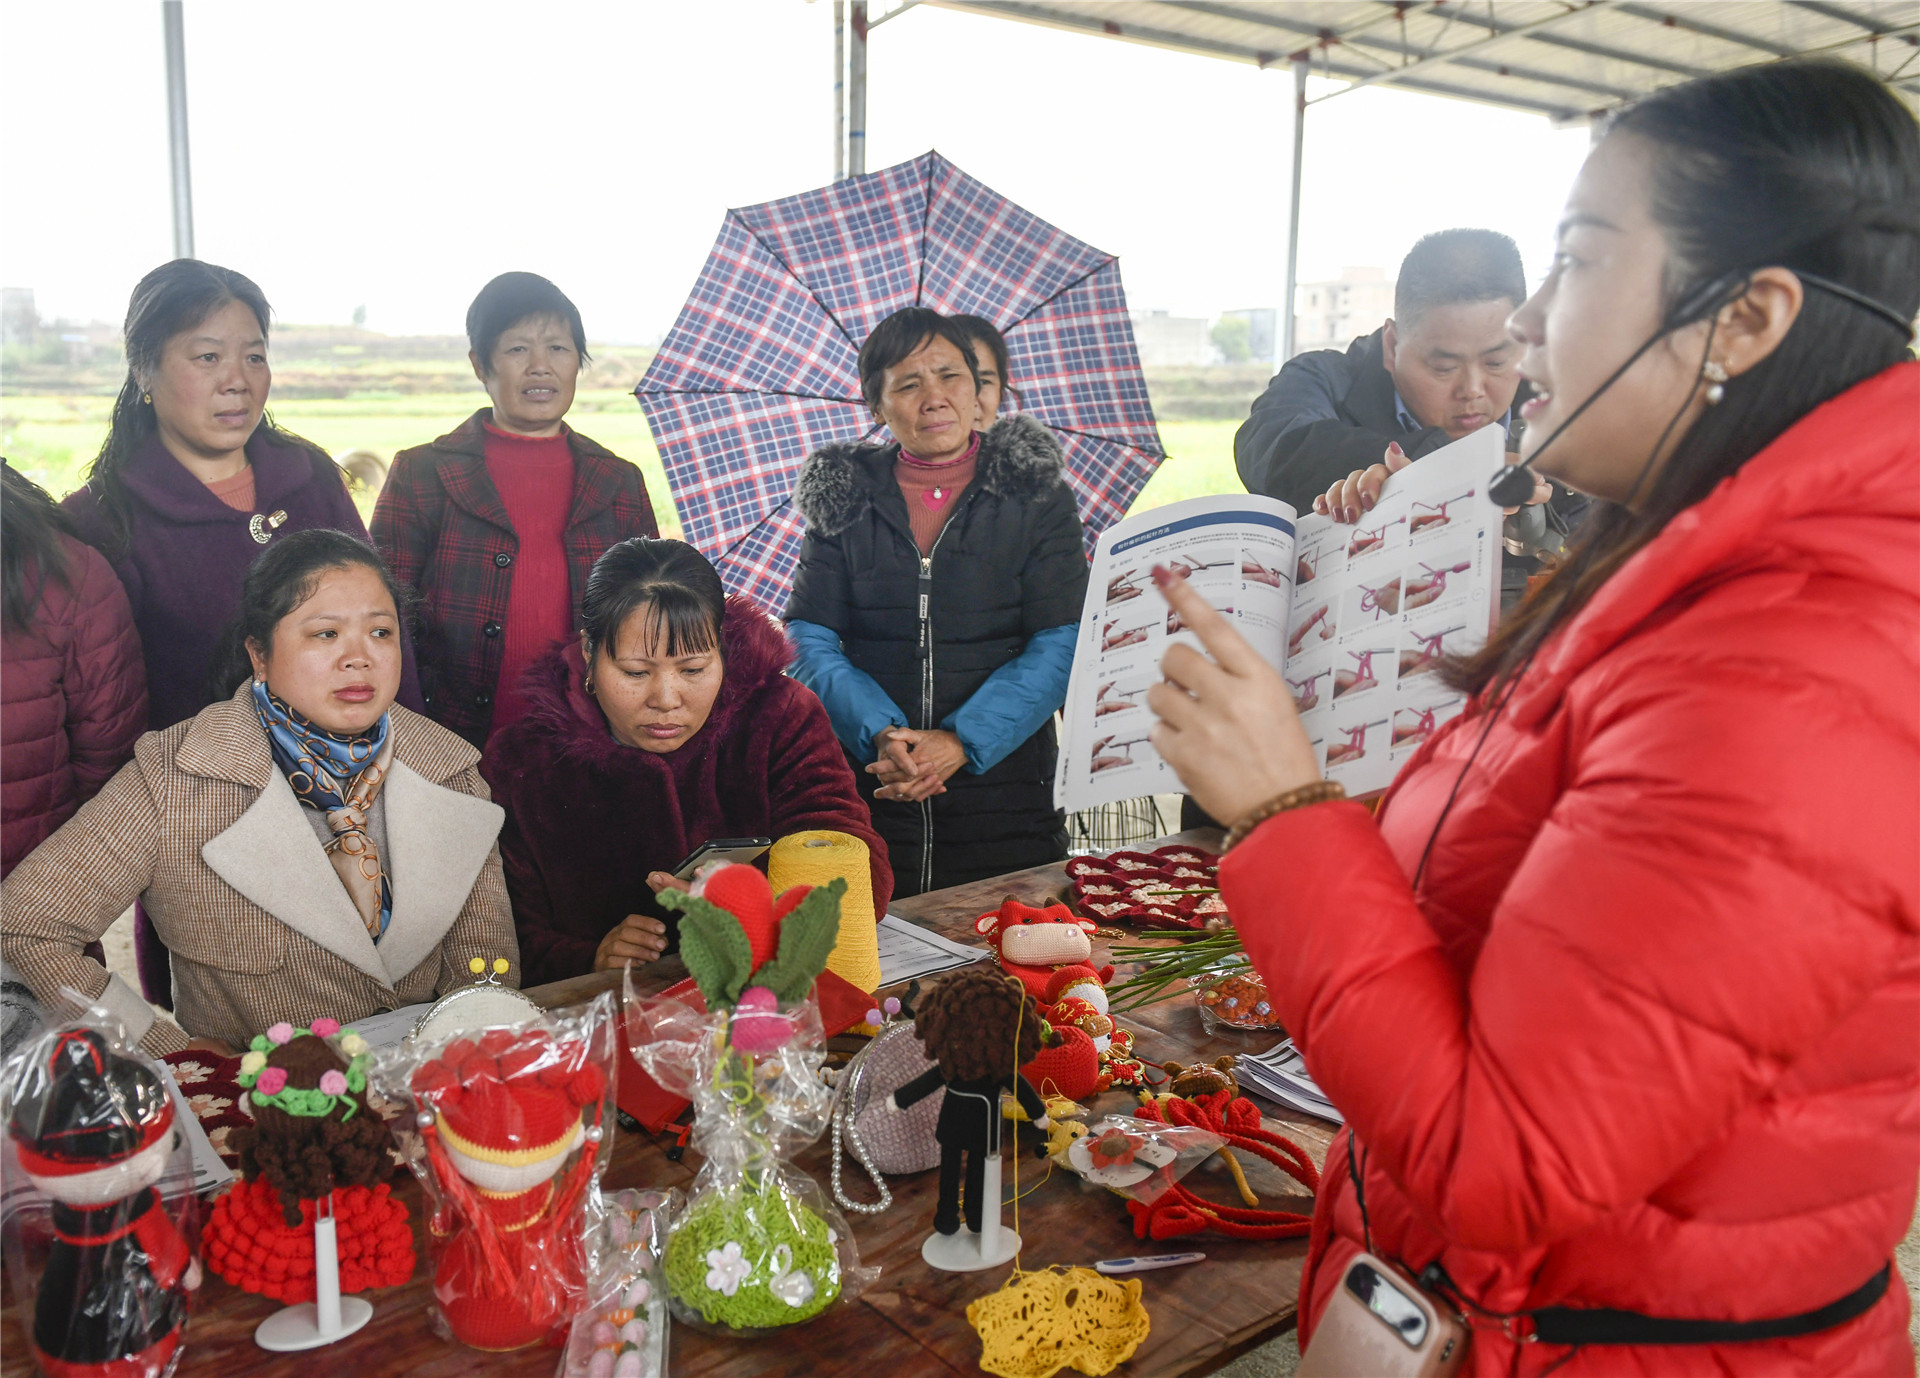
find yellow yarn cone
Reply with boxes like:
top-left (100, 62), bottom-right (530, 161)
top-left (770, 830), bottom-right (880, 994)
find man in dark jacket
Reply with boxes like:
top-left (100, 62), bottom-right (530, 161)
top-left (1236, 229), bottom-right (1586, 603)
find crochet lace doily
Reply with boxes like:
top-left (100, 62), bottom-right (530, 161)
top-left (966, 1265), bottom-right (1150, 1378)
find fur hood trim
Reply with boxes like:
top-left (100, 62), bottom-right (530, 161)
top-left (792, 414), bottom-right (1065, 538)
top-left (509, 594), bottom-right (792, 772)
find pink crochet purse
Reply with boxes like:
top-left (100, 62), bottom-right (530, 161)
top-left (830, 1022), bottom-right (942, 1215)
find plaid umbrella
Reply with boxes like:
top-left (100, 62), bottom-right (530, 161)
top-left (635, 151), bottom-right (1166, 614)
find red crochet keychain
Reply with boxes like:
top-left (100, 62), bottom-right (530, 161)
top-left (1128, 1091), bottom-right (1320, 1241)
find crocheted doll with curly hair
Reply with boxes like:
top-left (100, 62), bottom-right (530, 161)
top-left (890, 969), bottom-right (1051, 1237)
top-left (202, 1019), bottom-right (413, 1303)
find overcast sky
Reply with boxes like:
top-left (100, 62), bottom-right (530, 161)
top-left (0, 0), bottom-right (1594, 341)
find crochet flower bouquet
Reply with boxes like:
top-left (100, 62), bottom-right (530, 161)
top-left (625, 864), bottom-right (875, 1335)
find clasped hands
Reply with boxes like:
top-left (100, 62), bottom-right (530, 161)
top-left (1314, 441), bottom-right (1550, 523)
top-left (867, 726), bottom-right (967, 803)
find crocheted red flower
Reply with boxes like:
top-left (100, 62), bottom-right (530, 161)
top-left (1086, 1126), bottom-right (1147, 1169)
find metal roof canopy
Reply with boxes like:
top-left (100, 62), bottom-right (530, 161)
top-left (898, 1), bottom-right (1920, 356)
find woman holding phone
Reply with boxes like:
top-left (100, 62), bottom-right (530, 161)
top-left (1147, 60), bottom-right (1917, 1375)
top-left (482, 538), bottom-right (890, 984)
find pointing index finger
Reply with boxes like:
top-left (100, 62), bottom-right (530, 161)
top-left (1152, 566), bottom-right (1264, 678)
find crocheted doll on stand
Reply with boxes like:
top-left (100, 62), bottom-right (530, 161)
top-left (891, 968), bottom-right (1052, 1271)
top-left (6, 1027), bottom-right (202, 1378)
top-left (410, 1022), bottom-right (608, 1351)
top-left (203, 1019), bottom-right (414, 1303)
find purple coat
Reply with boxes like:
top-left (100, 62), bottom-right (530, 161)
top-left (63, 431), bottom-right (422, 731)
top-left (481, 597), bottom-right (893, 986)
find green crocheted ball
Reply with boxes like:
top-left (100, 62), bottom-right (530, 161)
top-left (664, 1183), bottom-right (842, 1329)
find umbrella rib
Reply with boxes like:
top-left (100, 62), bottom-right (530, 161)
top-left (635, 386), bottom-right (867, 405)
top-left (998, 255), bottom-right (1121, 335)
top-left (915, 153), bottom-right (937, 308)
top-left (731, 209), bottom-right (866, 356)
top-left (1043, 420), bottom-right (1166, 460)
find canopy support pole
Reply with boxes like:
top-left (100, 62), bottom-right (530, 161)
top-left (849, 2), bottom-right (868, 175)
top-left (1281, 53), bottom-right (1307, 362)
top-left (834, 1), bottom-right (846, 180)
top-left (162, 0), bottom-right (194, 260)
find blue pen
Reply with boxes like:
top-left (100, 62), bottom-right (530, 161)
top-left (1094, 1251), bottom-right (1206, 1276)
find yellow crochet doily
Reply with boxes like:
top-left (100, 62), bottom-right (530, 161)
top-left (967, 1265), bottom-right (1150, 1378)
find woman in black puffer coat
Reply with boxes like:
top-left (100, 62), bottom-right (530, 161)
top-left (785, 309), bottom-right (1088, 897)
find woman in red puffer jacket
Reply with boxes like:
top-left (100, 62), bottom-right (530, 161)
top-left (1147, 61), bottom-right (1918, 1376)
top-left (1, 464), bottom-right (147, 876)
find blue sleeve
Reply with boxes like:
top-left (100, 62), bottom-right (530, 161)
top-left (941, 623), bottom-right (1078, 775)
top-left (785, 620), bottom-right (907, 763)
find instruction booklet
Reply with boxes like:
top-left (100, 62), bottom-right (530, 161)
top-left (1055, 425), bottom-right (1505, 809)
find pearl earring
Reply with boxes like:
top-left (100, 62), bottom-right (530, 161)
top-left (1702, 360), bottom-right (1729, 405)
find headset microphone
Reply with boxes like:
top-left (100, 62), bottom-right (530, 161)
top-left (1484, 271), bottom-right (1750, 511)
top-left (1486, 270), bottom-right (1914, 510)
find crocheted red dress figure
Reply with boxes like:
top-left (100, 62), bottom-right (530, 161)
top-left (7, 1028), bottom-right (201, 1378)
top-left (202, 1019), bottom-right (413, 1302)
top-left (410, 1026), bottom-right (607, 1351)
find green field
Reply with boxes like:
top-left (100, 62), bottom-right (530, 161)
top-left (0, 392), bottom-right (1244, 532)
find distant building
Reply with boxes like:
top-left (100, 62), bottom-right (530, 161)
top-left (2, 287), bottom-right (36, 347)
top-left (1221, 308), bottom-right (1278, 365)
top-left (1130, 310), bottom-right (1215, 368)
top-left (1291, 266), bottom-right (1395, 358)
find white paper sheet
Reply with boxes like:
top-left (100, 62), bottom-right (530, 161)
top-left (1236, 1038), bottom-right (1341, 1124)
top-left (339, 1002), bottom-right (435, 1050)
top-left (157, 1061), bottom-right (235, 1193)
top-left (876, 914), bottom-right (991, 988)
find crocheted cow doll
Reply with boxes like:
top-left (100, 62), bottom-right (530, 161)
top-left (973, 898), bottom-right (1112, 1002)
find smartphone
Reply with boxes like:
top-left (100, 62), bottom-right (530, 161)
top-left (670, 837), bottom-right (773, 881)
top-left (1296, 1252), bottom-right (1467, 1378)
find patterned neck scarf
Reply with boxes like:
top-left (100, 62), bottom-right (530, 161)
top-left (251, 679), bottom-right (395, 942)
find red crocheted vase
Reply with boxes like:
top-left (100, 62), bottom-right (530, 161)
top-left (203, 1178), bottom-right (415, 1302)
top-left (434, 1183), bottom-right (584, 1352)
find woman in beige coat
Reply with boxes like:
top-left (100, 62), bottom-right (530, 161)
top-left (1, 530), bottom-right (517, 1058)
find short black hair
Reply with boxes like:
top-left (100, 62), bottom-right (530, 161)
top-left (948, 313), bottom-right (1022, 412)
top-left (1394, 230), bottom-right (1527, 324)
top-left (580, 538), bottom-right (725, 665)
top-left (466, 272), bottom-right (591, 375)
top-left (206, 529), bottom-right (407, 705)
top-left (857, 307), bottom-right (980, 413)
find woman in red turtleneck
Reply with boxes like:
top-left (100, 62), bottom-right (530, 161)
top-left (371, 273), bottom-right (658, 746)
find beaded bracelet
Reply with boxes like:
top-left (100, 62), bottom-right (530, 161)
top-left (1223, 780), bottom-right (1348, 851)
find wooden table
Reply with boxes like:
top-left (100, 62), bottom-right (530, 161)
top-left (2, 832), bottom-right (1333, 1377)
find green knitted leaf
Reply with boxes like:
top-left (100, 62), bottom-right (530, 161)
top-left (752, 878), bottom-right (847, 1004)
top-left (659, 892), bottom-right (753, 1008)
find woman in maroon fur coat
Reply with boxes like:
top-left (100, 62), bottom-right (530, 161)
top-left (481, 539), bottom-right (892, 985)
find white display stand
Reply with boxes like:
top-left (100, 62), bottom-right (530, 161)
top-left (920, 1153), bottom-right (1022, 1272)
top-left (254, 1200), bottom-right (374, 1351)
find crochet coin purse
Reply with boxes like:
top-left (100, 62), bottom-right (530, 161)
top-left (831, 1002), bottom-right (941, 1214)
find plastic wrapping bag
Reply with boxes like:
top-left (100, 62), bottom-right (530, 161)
top-left (1, 1013), bottom-right (203, 1378)
top-left (366, 992), bottom-right (616, 1352)
top-left (1052, 1112), bottom-right (1225, 1204)
top-left (626, 975), bottom-right (876, 1336)
top-left (558, 1188), bottom-right (675, 1378)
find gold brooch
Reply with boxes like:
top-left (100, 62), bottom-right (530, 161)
top-left (248, 510), bottom-right (289, 544)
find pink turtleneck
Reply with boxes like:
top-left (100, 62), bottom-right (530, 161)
top-left (894, 432), bottom-right (980, 555)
